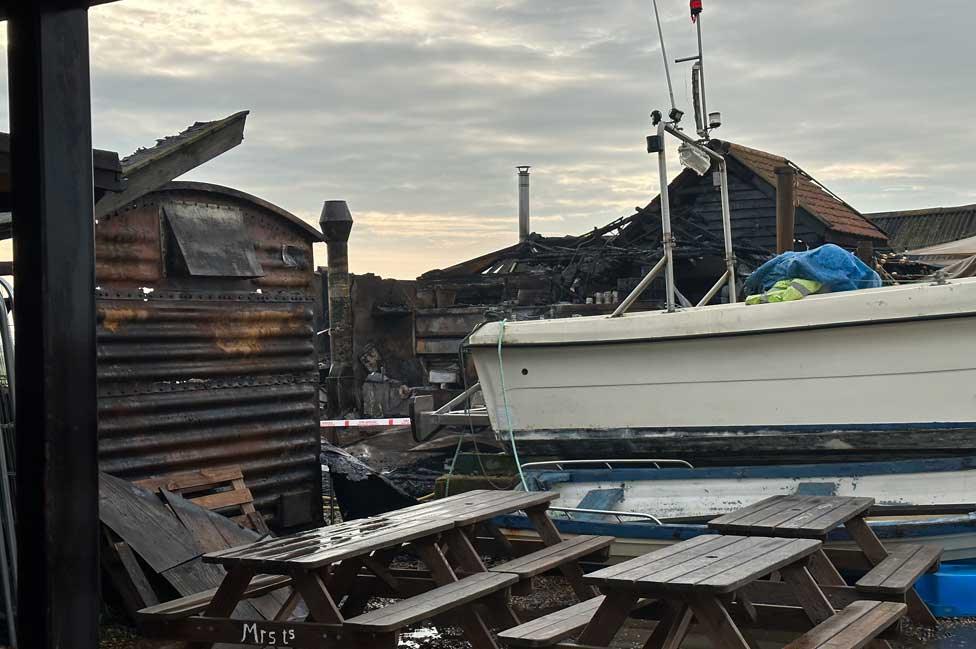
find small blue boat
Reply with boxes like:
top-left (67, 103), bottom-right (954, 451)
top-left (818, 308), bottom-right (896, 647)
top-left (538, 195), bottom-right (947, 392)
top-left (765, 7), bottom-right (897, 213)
top-left (497, 456), bottom-right (976, 562)
top-left (496, 456), bottom-right (976, 617)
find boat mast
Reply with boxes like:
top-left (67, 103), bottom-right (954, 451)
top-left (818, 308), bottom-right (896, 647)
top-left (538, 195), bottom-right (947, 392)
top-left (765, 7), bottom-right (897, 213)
top-left (612, 0), bottom-right (737, 316)
top-left (651, 0), bottom-right (680, 120)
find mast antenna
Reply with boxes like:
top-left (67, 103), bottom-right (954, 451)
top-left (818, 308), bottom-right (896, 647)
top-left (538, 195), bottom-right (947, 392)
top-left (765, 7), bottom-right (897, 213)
top-left (675, 0), bottom-right (721, 138)
top-left (651, 0), bottom-right (683, 123)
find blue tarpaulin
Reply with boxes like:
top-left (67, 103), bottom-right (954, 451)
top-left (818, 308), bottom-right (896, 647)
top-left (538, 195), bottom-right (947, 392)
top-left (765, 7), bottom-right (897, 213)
top-left (744, 244), bottom-right (882, 295)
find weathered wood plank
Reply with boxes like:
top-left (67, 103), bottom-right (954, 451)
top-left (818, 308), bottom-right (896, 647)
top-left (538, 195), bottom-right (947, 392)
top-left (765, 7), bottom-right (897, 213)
top-left (586, 535), bottom-right (734, 582)
top-left (856, 545), bottom-right (942, 595)
top-left (137, 575), bottom-right (293, 620)
top-left (134, 466), bottom-right (244, 494)
top-left (345, 572), bottom-right (517, 632)
top-left (498, 597), bottom-right (606, 648)
top-left (782, 601), bottom-right (906, 649)
top-left (781, 564), bottom-right (835, 625)
top-left (99, 472), bottom-right (201, 573)
top-left (491, 536), bottom-right (613, 579)
top-left (162, 489), bottom-right (230, 553)
top-left (791, 498), bottom-right (874, 535)
top-left (577, 592), bottom-right (640, 647)
top-left (844, 518), bottom-right (938, 626)
top-left (688, 595), bottom-right (752, 649)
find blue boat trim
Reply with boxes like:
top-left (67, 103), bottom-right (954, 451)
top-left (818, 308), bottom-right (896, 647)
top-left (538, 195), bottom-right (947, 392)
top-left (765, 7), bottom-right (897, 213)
top-left (528, 455), bottom-right (976, 488)
top-left (495, 513), bottom-right (976, 544)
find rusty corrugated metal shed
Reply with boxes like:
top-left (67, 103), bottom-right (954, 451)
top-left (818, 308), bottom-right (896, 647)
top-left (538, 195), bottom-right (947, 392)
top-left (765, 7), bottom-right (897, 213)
top-left (95, 182), bottom-right (323, 529)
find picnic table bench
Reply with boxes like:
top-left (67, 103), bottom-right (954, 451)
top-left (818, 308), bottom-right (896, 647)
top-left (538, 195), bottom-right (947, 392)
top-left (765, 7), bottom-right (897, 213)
top-left (709, 495), bottom-right (941, 626)
top-left (138, 489), bottom-right (611, 649)
top-left (500, 534), bottom-right (906, 649)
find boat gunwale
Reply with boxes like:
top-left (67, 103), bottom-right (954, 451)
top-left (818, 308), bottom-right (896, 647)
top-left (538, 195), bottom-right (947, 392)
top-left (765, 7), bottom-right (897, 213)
top-left (525, 455), bottom-right (976, 487)
top-left (494, 513), bottom-right (976, 544)
top-left (467, 309), bottom-right (976, 348)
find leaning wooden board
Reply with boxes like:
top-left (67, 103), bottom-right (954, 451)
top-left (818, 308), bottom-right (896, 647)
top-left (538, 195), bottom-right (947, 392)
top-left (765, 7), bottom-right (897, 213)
top-left (99, 473), bottom-right (283, 623)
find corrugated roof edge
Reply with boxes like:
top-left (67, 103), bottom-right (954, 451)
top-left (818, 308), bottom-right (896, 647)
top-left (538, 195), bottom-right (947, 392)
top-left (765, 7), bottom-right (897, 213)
top-left (160, 181), bottom-right (324, 242)
top-left (867, 204), bottom-right (976, 219)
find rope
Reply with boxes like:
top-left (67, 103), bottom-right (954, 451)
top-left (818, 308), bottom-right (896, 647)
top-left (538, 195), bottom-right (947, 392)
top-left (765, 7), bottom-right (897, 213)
top-left (442, 425), bottom-right (465, 497)
top-left (497, 320), bottom-right (529, 491)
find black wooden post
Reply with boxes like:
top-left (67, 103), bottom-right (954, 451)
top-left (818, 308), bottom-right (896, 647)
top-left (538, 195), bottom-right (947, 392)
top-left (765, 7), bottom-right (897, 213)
top-left (7, 3), bottom-right (100, 648)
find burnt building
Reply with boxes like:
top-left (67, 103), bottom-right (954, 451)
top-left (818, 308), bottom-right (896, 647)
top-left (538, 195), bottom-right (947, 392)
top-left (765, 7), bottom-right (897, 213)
top-left (95, 180), bottom-right (325, 530)
top-left (413, 140), bottom-right (889, 383)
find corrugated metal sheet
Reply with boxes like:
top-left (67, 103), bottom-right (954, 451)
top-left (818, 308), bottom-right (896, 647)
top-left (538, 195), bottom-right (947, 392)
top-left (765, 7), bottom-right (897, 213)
top-left (94, 183), bottom-right (323, 529)
top-left (868, 204), bottom-right (976, 252)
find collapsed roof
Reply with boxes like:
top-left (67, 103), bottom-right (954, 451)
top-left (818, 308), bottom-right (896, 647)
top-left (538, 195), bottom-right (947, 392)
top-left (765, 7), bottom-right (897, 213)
top-left (421, 140), bottom-right (886, 289)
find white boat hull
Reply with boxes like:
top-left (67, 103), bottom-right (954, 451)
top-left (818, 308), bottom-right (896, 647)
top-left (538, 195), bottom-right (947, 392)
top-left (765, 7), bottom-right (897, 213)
top-left (468, 279), bottom-right (976, 459)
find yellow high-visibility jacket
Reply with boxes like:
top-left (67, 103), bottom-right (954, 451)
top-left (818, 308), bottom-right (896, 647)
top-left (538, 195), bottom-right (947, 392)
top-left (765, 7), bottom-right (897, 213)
top-left (746, 278), bottom-right (823, 305)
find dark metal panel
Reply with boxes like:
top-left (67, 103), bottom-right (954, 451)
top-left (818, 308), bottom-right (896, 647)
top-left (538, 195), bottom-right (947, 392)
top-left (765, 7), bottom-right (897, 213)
top-left (164, 202), bottom-right (264, 277)
top-left (95, 291), bottom-right (321, 529)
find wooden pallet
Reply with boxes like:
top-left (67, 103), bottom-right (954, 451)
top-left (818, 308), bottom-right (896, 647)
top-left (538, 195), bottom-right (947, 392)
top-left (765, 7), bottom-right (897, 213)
top-left (135, 465), bottom-right (269, 534)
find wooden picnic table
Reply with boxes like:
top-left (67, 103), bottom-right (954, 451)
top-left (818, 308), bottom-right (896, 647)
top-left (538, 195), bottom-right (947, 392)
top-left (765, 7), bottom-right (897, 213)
top-left (709, 495), bottom-right (941, 626)
top-left (544, 534), bottom-right (906, 649)
top-left (137, 489), bottom-right (611, 649)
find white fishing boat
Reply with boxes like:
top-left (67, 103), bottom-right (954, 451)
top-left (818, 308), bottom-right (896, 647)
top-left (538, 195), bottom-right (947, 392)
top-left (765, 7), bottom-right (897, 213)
top-left (454, 0), bottom-right (976, 462)
top-left (467, 277), bottom-right (976, 460)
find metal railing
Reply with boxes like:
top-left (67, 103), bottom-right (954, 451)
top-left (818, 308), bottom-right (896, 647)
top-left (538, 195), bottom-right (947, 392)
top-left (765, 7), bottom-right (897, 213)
top-left (548, 507), bottom-right (662, 525)
top-left (520, 458), bottom-right (694, 471)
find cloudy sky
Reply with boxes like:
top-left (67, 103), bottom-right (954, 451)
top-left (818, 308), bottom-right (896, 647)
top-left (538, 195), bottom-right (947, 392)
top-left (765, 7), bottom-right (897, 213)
top-left (4, 0), bottom-right (974, 278)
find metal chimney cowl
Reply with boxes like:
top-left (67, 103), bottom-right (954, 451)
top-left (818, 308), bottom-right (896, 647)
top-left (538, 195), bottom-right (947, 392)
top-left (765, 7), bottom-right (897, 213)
top-left (320, 200), bottom-right (353, 243)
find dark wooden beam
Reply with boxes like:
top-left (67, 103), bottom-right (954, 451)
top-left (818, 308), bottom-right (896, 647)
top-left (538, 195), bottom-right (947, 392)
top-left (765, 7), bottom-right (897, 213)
top-left (0, 0), bottom-right (121, 21)
top-left (7, 4), bottom-right (100, 649)
top-left (94, 111), bottom-right (248, 216)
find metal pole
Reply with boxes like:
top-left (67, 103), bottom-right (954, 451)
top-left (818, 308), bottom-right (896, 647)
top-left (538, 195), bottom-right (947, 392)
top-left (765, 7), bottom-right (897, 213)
top-left (517, 166), bottom-right (531, 242)
top-left (658, 121), bottom-right (677, 312)
top-left (651, 0), bottom-right (677, 112)
top-left (610, 255), bottom-right (667, 318)
top-left (696, 16), bottom-right (708, 133)
top-left (697, 270), bottom-right (730, 307)
top-left (0, 280), bottom-right (14, 417)
top-left (718, 161), bottom-right (737, 303)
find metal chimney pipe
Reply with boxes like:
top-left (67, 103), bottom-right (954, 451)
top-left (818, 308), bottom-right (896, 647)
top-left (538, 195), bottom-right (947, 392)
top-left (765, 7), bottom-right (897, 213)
top-left (320, 200), bottom-right (355, 415)
top-left (517, 166), bottom-right (531, 242)
top-left (775, 165), bottom-right (796, 254)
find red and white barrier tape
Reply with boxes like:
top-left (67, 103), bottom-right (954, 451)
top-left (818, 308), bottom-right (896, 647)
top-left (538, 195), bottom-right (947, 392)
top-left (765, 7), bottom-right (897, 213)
top-left (319, 418), bottom-right (411, 428)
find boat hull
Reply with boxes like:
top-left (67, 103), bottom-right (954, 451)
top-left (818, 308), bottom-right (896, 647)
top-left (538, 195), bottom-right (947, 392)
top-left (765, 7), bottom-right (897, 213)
top-left (501, 456), bottom-right (976, 561)
top-left (470, 291), bottom-right (976, 461)
top-left (528, 456), bottom-right (976, 520)
top-left (498, 515), bottom-right (976, 563)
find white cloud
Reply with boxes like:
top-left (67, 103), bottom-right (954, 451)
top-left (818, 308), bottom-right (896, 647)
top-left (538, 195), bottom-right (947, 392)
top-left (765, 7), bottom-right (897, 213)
top-left (0, 0), bottom-right (964, 279)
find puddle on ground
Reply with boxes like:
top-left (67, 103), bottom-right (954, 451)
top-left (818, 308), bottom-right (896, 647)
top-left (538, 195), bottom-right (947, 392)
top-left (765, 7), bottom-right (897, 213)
top-left (398, 627), bottom-right (441, 649)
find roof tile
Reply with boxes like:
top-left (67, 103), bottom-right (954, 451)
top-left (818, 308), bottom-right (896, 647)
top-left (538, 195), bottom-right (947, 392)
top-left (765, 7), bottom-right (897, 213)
top-left (727, 143), bottom-right (887, 241)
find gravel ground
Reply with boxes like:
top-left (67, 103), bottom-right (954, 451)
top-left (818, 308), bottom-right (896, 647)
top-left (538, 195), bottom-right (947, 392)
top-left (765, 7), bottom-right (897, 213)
top-left (100, 576), bottom-right (976, 649)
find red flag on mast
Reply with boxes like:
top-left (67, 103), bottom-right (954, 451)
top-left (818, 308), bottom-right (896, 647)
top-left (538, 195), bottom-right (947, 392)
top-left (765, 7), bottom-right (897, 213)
top-left (691, 0), bottom-right (703, 23)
